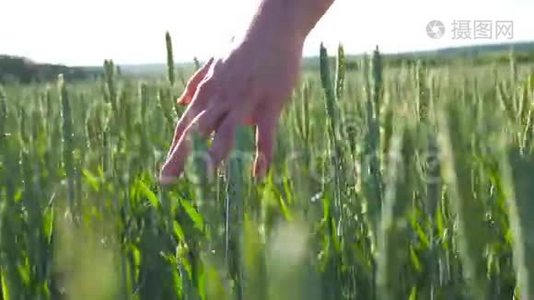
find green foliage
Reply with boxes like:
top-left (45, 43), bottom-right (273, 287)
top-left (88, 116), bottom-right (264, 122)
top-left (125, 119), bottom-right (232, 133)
top-left (0, 45), bottom-right (534, 300)
top-left (165, 32), bottom-right (176, 86)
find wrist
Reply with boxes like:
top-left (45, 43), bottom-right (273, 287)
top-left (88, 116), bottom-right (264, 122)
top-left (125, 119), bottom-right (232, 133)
top-left (294, 0), bottom-right (335, 36)
top-left (245, 0), bottom-right (334, 47)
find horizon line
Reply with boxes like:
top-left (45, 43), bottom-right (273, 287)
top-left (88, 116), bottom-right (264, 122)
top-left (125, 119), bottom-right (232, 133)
top-left (2, 39), bottom-right (533, 68)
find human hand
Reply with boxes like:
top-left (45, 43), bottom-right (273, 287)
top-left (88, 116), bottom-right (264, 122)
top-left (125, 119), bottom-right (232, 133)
top-left (159, 32), bottom-right (304, 184)
top-left (159, 0), bottom-right (336, 184)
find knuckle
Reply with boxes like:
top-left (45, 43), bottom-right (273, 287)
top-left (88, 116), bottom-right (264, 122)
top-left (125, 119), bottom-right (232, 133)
top-left (195, 78), bottom-right (218, 99)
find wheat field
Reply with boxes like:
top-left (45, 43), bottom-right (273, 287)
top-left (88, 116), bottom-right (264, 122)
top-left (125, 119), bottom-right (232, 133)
top-left (0, 37), bottom-right (534, 299)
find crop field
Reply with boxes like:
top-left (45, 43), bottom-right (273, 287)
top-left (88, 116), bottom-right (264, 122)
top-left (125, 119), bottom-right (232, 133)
top-left (1, 39), bottom-right (534, 300)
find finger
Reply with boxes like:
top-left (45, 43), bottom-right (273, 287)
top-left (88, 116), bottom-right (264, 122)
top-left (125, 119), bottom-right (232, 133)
top-left (160, 110), bottom-right (218, 184)
top-left (168, 80), bottom-right (216, 156)
top-left (253, 113), bottom-right (277, 178)
top-left (208, 113), bottom-right (239, 167)
top-left (177, 57), bottom-right (215, 105)
top-left (199, 104), bottom-right (230, 135)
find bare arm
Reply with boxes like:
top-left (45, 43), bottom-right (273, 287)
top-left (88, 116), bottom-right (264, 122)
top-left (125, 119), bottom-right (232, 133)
top-left (160, 0), bottom-right (335, 184)
top-left (246, 0), bottom-right (335, 42)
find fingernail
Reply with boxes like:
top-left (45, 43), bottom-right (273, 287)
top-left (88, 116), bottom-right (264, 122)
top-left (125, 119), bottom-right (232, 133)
top-left (177, 95), bottom-right (188, 105)
top-left (253, 159), bottom-right (267, 179)
top-left (177, 91), bottom-right (192, 105)
top-left (159, 174), bottom-right (178, 185)
top-left (159, 162), bottom-right (179, 185)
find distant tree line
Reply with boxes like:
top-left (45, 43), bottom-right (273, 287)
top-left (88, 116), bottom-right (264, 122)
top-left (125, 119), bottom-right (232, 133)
top-left (383, 51), bottom-right (534, 68)
top-left (3, 44), bottom-right (533, 84)
top-left (302, 47), bottom-right (534, 72)
top-left (0, 55), bottom-right (100, 84)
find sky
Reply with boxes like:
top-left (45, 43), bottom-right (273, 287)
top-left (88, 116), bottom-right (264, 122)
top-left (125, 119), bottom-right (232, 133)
top-left (1, 0), bottom-right (533, 66)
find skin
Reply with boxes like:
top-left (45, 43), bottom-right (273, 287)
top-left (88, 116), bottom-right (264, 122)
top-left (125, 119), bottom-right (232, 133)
top-left (160, 0), bottom-right (335, 184)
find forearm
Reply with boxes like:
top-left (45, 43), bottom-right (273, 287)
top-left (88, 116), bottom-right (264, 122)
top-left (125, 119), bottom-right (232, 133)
top-left (295, 0), bottom-right (336, 35)
top-left (245, 0), bottom-right (335, 47)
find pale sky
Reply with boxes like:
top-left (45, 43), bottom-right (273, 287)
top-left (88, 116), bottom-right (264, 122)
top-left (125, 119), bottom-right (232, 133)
top-left (1, 0), bottom-right (533, 66)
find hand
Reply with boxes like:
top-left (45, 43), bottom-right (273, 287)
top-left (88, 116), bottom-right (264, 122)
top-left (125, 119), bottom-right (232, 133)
top-left (159, 32), bottom-right (304, 184)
